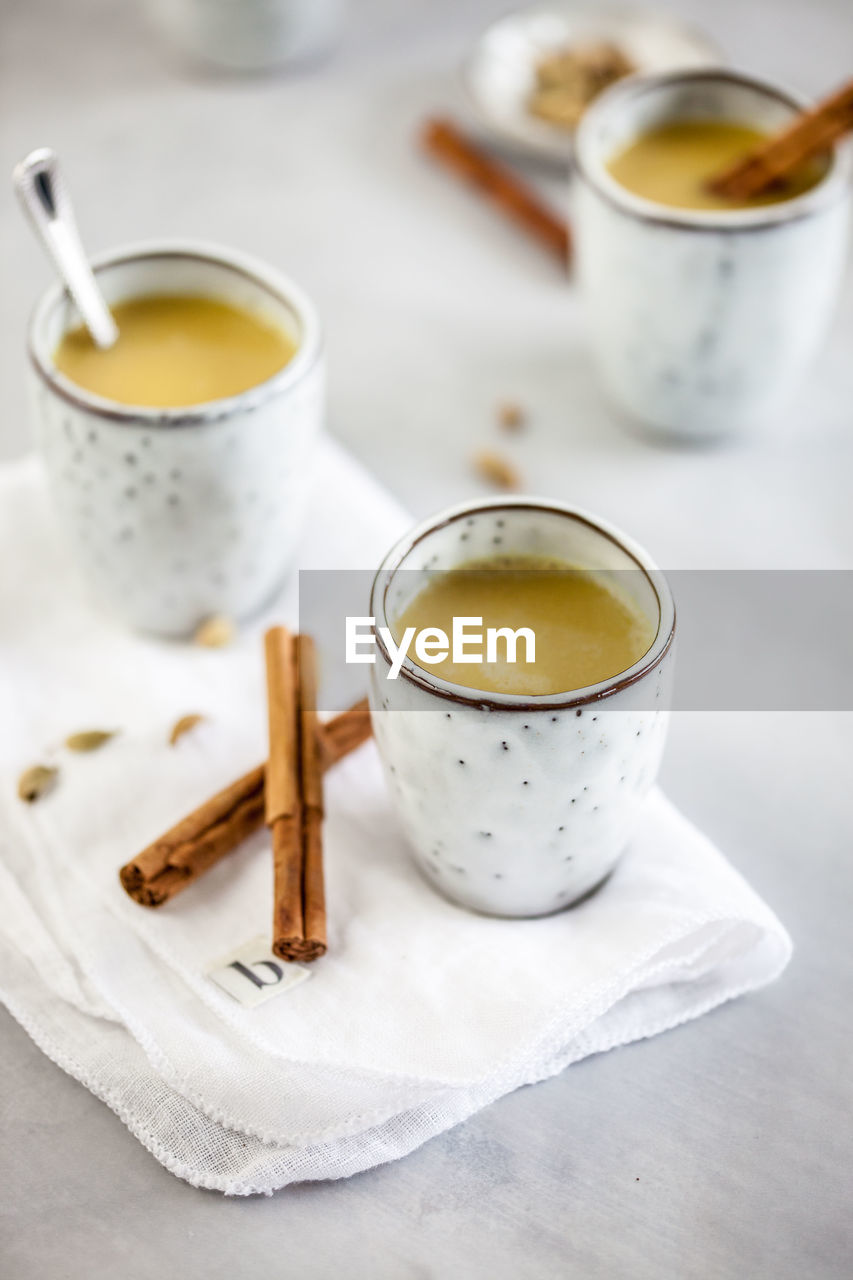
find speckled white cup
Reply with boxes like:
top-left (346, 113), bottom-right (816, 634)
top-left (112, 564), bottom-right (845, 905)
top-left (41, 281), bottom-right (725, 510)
top-left (28, 240), bottom-right (323, 635)
top-left (574, 69), bottom-right (852, 443)
top-left (368, 498), bottom-right (675, 918)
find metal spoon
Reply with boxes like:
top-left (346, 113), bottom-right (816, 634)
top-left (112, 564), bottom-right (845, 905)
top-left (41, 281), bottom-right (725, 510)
top-left (13, 147), bottom-right (118, 349)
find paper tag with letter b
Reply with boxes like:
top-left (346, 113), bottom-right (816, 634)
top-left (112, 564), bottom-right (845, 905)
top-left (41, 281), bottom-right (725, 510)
top-left (207, 935), bottom-right (310, 1007)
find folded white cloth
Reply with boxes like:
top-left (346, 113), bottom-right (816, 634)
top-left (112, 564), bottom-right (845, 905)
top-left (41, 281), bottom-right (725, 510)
top-left (0, 441), bottom-right (791, 1194)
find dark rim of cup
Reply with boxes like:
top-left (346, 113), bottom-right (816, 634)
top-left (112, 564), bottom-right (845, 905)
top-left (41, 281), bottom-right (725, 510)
top-left (575, 67), bottom-right (852, 233)
top-left (369, 497), bottom-right (676, 712)
top-left (27, 241), bottom-right (323, 427)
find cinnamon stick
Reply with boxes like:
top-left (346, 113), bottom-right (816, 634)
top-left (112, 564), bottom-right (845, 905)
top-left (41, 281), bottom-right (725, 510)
top-left (321, 698), bottom-right (372, 768)
top-left (119, 699), bottom-right (371, 908)
top-left (420, 116), bottom-right (571, 265)
top-left (708, 79), bottom-right (853, 202)
top-left (264, 628), bottom-right (328, 963)
top-left (296, 635), bottom-right (326, 961)
top-left (265, 627), bottom-right (306, 957)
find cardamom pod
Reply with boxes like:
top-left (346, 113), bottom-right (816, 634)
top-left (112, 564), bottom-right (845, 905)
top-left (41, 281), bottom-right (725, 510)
top-left (65, 729), bottom-right (118, 752)
top-left (193, 615), bottom-right (235, 648)
top-left (18, 764), bottom-right (58, 803)
top-left (169, 713), bottom-right (205, 746)
top-left (472, 449), bottom-right (521, 491)
top-left (496, 400), bottom-right (526, 432)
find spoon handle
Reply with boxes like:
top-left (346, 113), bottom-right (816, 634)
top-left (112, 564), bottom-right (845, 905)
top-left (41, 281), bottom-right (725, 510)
top-left (13, 148), bottom-right (119, 349)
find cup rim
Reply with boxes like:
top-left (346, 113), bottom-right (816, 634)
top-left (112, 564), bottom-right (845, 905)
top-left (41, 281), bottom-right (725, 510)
top-left (27, 238), bottom-right (323, 426)
top-left (575, 66), bottom-right (852, 231)
top-left (369, 496), bottom-right (676, 712)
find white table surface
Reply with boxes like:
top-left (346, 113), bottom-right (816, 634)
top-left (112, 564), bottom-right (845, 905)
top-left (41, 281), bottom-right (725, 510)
top-left (1, 2), bottom-right (852, 1277)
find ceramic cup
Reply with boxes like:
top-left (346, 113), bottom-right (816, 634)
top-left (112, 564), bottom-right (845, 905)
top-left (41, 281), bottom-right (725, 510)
top-left (368, 498), bottom-right (675, 918)
top-left (27, 240), bottom-right (324, 635)
top-left (574, 69), bottom-right (852, 443)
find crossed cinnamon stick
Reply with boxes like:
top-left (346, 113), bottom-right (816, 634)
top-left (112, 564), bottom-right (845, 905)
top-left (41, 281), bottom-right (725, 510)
top-left (119, 693), bottom-right (371, 930)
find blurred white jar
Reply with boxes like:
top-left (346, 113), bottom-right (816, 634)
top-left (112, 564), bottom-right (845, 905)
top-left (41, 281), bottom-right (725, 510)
top-left (574, 69), bottom-right (851, 443)
top-left (152, 0), bottom-right (345, 72)
top-left (28, 240), bottom-right (323, 636)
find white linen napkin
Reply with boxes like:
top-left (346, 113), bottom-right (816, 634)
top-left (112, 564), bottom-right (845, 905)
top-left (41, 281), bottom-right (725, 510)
top-left (0, 441), bottom-right (791, 1194)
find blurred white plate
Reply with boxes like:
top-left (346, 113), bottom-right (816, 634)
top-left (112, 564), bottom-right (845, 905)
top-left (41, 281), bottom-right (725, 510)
top-left (463, 4), bottom-right (723, 166)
